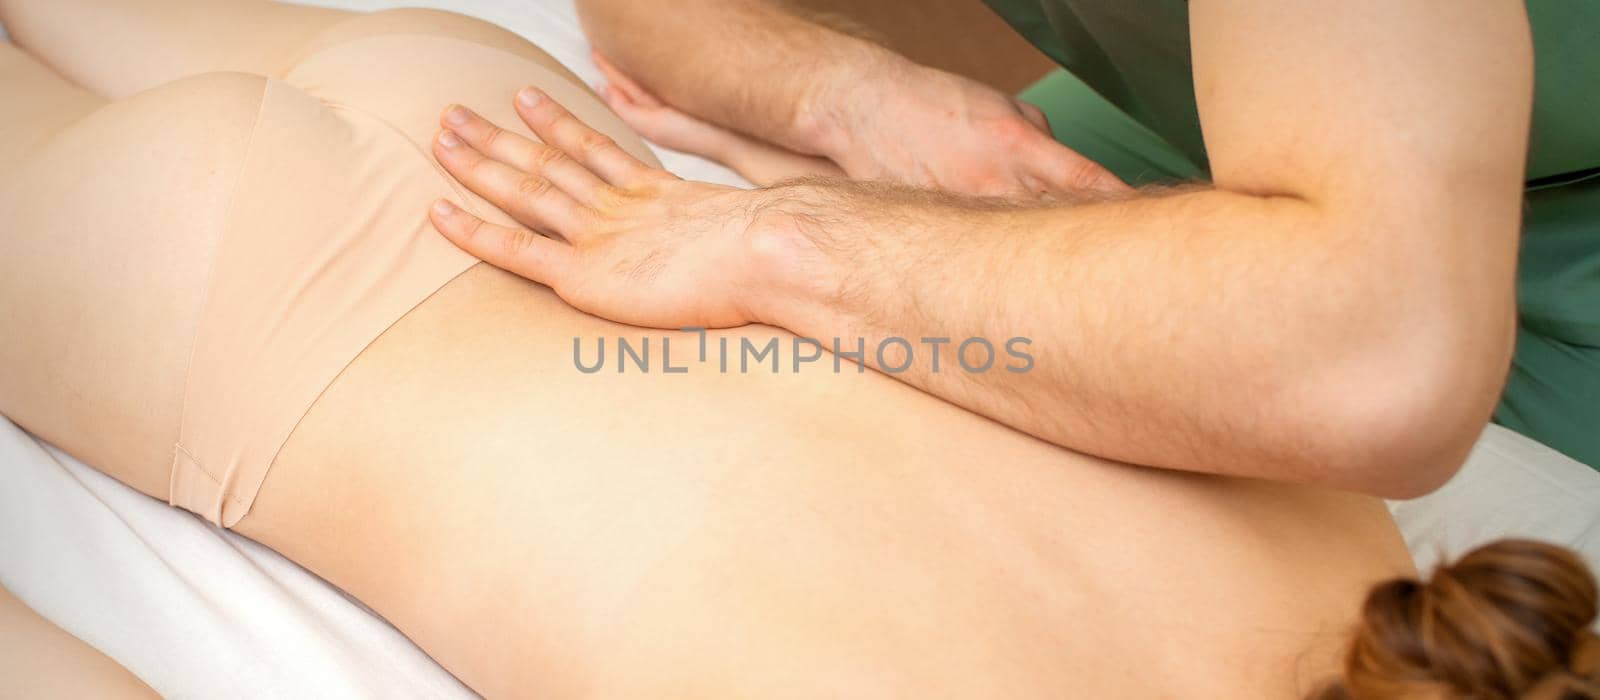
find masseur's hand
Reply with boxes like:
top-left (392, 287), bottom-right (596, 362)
top-left (428, 89), bottom-right (772, 329)
top-left (806, 57), bottom-right (1129, 198)
top-left (592, 51), bottom-right (842, 186)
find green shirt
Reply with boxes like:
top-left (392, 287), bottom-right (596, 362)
top-left (988, 0), bottom-right (1600, 467)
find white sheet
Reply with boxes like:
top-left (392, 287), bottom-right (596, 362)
top-left (0, 417), bottom-right (474, 699)
top-left (1390, 423), bottom-right (1600, 572)
top-left (3, 1), bottom-right (1599, 696)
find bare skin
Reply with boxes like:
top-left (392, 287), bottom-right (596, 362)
top-left (591, 51), bottom-right (841, 186)
top-left (0, 1), bottom-right (1414, 696)
top-left (451, 0), bottom-right (1538, 498)
top-left (0, 584), bottom-right (157, 699)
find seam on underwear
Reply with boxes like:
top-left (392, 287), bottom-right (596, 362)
top-left (259, 265), bottom-right (483, 478)
top-left (172, 443), bottom-right (207, 480)
top-left (254, 96), bottom-right (486, 476)
top-left (168, 79), bottom-right (272, 502)
top-left (181, 33), bottom-right (568, 496)
top-left (170, 444), bottom-right (250, 507)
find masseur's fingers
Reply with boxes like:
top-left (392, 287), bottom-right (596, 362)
top-left (592, 51), bottom-right (661, 109)
top-left (429, 199), bottom-right (572, 286)
top-left (1004, 97), bottom-right (1130, 196)
top-left (432, 129), bottom-right (593, 241)
top-left (513, 86), bottom-right (668, 188)
top-left (1027, 135), bottom-right (1132, 196)
top-left (440, 104), bottom-right (610, 206)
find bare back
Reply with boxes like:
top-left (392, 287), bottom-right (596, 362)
top-left (249, 266), bottom-right (1413, 696)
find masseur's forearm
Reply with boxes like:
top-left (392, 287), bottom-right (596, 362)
top-left (575, 0), bottom-right (882, 155)
top-left (436, 1), bottom-right (1526, 497)
top-left (747, 181), bottom-right (1513, 498)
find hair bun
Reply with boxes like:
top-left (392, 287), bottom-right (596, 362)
top-left (1316, 539), bottom-right (1600, 699)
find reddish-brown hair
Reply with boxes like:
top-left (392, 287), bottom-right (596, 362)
top-left (1315, 539), bottom-right (1600, 699)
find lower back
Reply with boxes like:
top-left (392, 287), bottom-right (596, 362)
top-left (238, 265), bottom-right (1413, 696)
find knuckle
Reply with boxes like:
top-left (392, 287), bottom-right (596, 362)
top-left (459, 216), bottom-right (486, 241)
top-left (463, 153), bottom-right (495, 177)
top-left (500, 228), bottom-right (537, 257)
top-left (480, 124), bottom-right (504, 149)
top-left (994, 119), bottom-right (1031, 145)
top-left (544, 110), bottom-right (576, 132)
top-left (515, 174), bottom-right (554, 198)
top-left (531, 108), bottom-right (563, 132)
top-left (573, 206), bottom-right (605, 232)
top-left (532, 144), bottom-right (568, 169)
top-left (576, 131), bottom-right (616, 155)
top-left (1063, 158), bottom-right (1119, 192)
top-left (594, 185), bottom-right (629, 209)
top-left (633, 180), bottom-right (671, 199)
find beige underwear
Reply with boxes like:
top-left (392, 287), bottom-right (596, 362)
top-left (166, 30), bottom-right (640, 527)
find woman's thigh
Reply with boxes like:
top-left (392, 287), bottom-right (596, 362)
top-left (0, 51), bottom-right (267, 497)
top-left (0, 583), bottom-right (157, 698)
top-left (0, 0), bottom-right (350, 98)
top-left (0, 1), bottom-right (596, 103)
top-left (0, 40), bottom-right (100, 162)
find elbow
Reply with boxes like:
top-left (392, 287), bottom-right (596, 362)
top-left (1320, 399), bottom-right (1485, 500)
top-left (1289, 303), bottom-right (1514, 500)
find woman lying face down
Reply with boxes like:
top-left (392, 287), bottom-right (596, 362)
top-left (0, 0), bottom-right (1593, 697)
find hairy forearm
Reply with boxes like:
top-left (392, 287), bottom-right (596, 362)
top-left (575, 0), bottom-right (887, 155)
top-left (746, 181), bottom-right (1514, 496)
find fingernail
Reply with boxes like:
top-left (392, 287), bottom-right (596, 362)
top-left (439, 130), bottom-right (462, 149)
top-left (517, 87), bottom-right (542, 107)
top-left (432, 199), bottom-right (455, 216)
top-left (445, 105), bottom-right (470, 126)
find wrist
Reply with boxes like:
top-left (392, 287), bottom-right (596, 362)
top-left (789, 38), bottom-right (907, 160)
top-left (735, 183), bottom-right (851, 330)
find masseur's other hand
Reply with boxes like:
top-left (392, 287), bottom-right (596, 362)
top-left (428, 90), bottom-right (771, 329)
top-left (592, 51), bottom-right (842, 186)
top-left (810, 57), bottom-right (1128, 198)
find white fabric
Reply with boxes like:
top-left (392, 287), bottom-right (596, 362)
top-left (0, 417), bottom-right (474, 699)
top-left (1388, 423), bottom-right (1600, 572)
top-left (3, 1), bottom-right (1600, 696)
